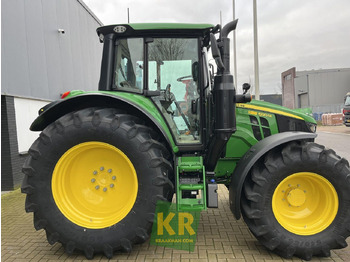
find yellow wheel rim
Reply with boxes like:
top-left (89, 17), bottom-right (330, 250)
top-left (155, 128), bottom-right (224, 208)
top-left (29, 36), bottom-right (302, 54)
top-left (272, 172), bottom-right (338, 235)
top-left (52, 142), bottom-right (138, 229)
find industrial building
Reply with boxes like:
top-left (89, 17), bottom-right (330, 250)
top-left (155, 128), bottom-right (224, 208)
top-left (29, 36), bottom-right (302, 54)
top-left (281, 67), bottom-right (350, 118)
top-left (1, 0), bottom-right (103, 190)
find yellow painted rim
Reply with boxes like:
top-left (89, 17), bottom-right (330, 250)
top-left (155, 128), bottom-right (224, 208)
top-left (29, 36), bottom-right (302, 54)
top-left (52, 142), bottom-right (138, 229)
top-left (272, 172), bottom-right (338, 235)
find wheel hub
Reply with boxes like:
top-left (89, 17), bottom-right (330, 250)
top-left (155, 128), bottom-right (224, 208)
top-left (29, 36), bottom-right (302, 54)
top-left (286, 188), bottom-right (306, 207)
top-left (91, 167), bottom-right (116, 192)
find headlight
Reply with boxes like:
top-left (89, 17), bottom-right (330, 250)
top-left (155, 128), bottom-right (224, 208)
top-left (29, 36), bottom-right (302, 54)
top-left (306, 122), bottom-right (317, 133)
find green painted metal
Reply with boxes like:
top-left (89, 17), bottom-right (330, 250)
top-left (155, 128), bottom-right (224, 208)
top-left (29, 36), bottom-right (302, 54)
top-left (176, 156), bottom-right (206, 211)
top-left (214, 99), bottom-right (315, 183)
top-left (178, 156), bottom-right (204, 172)
top-left (246, 99), bottom-right (316, 124)
top-left (64, 90), bottom-right (179, 153)
top-left (128, 23), bottom-right (214, 31)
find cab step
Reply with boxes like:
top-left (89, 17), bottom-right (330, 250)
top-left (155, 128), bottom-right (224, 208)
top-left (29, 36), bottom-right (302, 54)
top-left (176, 156), bottom-right (206, 211)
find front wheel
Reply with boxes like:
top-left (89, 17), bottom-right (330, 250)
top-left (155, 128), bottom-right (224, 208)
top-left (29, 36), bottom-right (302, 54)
top-left (21, 108), bottom-right (174, 259)
top-left (241, 141), bottom-right (350, 260)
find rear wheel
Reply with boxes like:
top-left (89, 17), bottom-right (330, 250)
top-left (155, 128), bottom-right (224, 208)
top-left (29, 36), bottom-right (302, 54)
top-left (241, 141), bottom-right (350, 260)
top-left (21, 108), bottom-right (174, 259)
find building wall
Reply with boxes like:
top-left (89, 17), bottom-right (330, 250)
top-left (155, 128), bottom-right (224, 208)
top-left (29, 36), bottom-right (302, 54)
top-left (1, 0), bottom-right (103, 100)
top-left (282, 68), bottom-right (350, 113)
top-left (1, 96), bottom-right (28, 190)
top-left (14, 97), bottom-right (51, 153)
top-left (1, 0), bottom-right (103, 190)
top-left (297, 69), bottom-right (350, 108)
top-left (281, 67), bottom-right (296, 109)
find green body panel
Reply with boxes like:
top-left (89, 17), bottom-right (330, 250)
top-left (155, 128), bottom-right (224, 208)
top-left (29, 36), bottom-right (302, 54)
top-left (128, 23), bottom-right (214, 31)
top-left (215, 99), bottom-right (316, 182)
top-left (244, 100), bottom-right (316, 124)
top-left (176, 156), bottom-right (206, 211)
top-left (65, 90), bottom-right (179, 153)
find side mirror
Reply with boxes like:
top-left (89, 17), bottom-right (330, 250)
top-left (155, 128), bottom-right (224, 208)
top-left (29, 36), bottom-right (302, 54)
top-left (242, 83), bottom-right (251, 95)
top-left (192, 62), bottom-right (199, 82)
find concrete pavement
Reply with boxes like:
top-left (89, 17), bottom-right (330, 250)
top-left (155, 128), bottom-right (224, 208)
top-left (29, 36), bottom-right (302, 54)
top-left (2, 185), bottom-right (350, 262)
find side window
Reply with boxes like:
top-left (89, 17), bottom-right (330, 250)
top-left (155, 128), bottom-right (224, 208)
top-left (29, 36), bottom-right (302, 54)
top-left (148, 38), bottom-right (201, 144)
top-left (114, 38), bottom-right (143, 92)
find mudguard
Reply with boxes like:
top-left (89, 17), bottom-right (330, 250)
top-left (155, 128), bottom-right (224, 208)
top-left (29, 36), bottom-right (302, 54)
top-left (30, 92), bottom-right (179, 153)
top-left (229, 131), bottom-right (317, 219)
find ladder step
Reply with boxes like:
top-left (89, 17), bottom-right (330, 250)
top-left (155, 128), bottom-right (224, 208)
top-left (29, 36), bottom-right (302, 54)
top-left (176, 156), bottom-right (207, 211)
top-left (179, 184), bottom-right (204, 190)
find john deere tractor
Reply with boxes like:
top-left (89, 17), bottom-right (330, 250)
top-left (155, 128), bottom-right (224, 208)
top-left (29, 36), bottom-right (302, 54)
top-left (22, 20), bottom-right (350, 260)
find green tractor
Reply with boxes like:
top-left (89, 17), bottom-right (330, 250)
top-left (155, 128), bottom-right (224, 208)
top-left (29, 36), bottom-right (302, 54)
top-left (22, 20), bottom-right (350, 260)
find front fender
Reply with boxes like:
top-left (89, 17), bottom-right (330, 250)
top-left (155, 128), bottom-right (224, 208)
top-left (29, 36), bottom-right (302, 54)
top-left (229, 131), bottom-right (317, 219)
top-left (30, 92), bottom-right (179, 153)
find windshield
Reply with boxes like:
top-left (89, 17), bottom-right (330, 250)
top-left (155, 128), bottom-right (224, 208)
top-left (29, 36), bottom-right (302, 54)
top-left (148, 38), bottom-right (201, 144)
top-left (113, 38), bottom-right (143, 92)
top-left (345, 95), bottom-right (350, 106)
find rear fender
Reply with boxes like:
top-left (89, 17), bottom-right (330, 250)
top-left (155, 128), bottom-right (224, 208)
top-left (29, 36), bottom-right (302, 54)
top-left (229, 131), bottom-right (317, 219)
top-left (30, 93), bottom-right (178, 153)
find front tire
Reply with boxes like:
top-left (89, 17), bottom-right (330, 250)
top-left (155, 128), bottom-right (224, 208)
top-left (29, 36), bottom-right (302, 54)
top-left (241, 141), bottom-right (350, 260)
top-left (21, 108), bottom-right (174, 259)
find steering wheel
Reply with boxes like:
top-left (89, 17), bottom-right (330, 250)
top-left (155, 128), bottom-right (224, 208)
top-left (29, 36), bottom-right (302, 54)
top-left (177, 75), bottom-right (192, 82)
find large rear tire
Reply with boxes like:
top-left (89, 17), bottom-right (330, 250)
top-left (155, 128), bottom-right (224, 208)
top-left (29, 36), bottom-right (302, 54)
top-left (241, 141), bottom-right (350, 260)
top-left (21, 108), bottom-right (174, 259)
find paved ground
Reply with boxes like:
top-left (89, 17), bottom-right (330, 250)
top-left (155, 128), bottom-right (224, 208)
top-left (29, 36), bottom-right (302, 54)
top-left (2, 124), bottom-right (350, 261)
top-left (2, 185), bottom-right (350, 262)
top-left (317, 125), bottom-right (350, 135)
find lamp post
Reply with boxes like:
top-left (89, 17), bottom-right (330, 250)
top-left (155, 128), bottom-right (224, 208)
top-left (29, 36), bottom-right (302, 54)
top-left (253, 0), bottom-right (260, 100)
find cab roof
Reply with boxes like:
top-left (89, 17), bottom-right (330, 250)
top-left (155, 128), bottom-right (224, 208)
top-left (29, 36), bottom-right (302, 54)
top-left (97, 23), bottom-right (215, 39)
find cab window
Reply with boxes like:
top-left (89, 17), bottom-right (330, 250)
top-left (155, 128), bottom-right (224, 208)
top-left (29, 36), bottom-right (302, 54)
top-left (114, 38), bottom-right (143, 92)
top-left (148, 38), bottom-right (201, 144)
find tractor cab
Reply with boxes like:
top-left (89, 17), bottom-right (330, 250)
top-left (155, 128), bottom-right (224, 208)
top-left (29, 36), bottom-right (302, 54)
top-left (97, 24), bottom-right (214, 147)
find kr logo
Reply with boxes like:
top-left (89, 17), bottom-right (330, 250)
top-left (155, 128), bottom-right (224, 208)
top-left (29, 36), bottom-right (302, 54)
top-left (157, 212), bottom-right (195, 235)
top-left (150, 201), bottom-right (201, 251)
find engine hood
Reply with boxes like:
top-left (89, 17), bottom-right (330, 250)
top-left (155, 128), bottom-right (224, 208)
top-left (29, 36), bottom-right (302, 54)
top-left (237, 99), bottom-right (316, 124)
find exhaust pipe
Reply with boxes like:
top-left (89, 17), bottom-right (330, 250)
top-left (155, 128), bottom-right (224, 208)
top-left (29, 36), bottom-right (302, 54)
top-left (205, 20), bottom-right (238, 171)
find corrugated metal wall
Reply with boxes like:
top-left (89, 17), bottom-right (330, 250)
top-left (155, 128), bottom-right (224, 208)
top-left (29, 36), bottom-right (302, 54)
top-left (1, 0), bottom-right (103, 101)
top-left (294, 69), bottom-right (350, 108)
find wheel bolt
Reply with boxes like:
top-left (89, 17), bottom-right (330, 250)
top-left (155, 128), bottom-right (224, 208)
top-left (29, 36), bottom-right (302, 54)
top-left (100, 167), bottom-right (104, 171)
top-left (91, 178), bottom-right (96, 183)
top-left (108, 169), bottom-right (112, 173)
top-left (93, 171), bottom-right (97, 175)
top-left (103, 187), bottom-right (107, 192)
top-left (112, 176), bottom-right (116, 180)
top-left (95, 185), bottom-right (100, 190)
top-left (110, 184), bottom-right (114, 188)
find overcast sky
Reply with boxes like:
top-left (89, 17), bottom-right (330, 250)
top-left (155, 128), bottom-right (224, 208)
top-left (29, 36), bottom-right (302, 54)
top-left (84, 0), bottom-right (350, 94)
